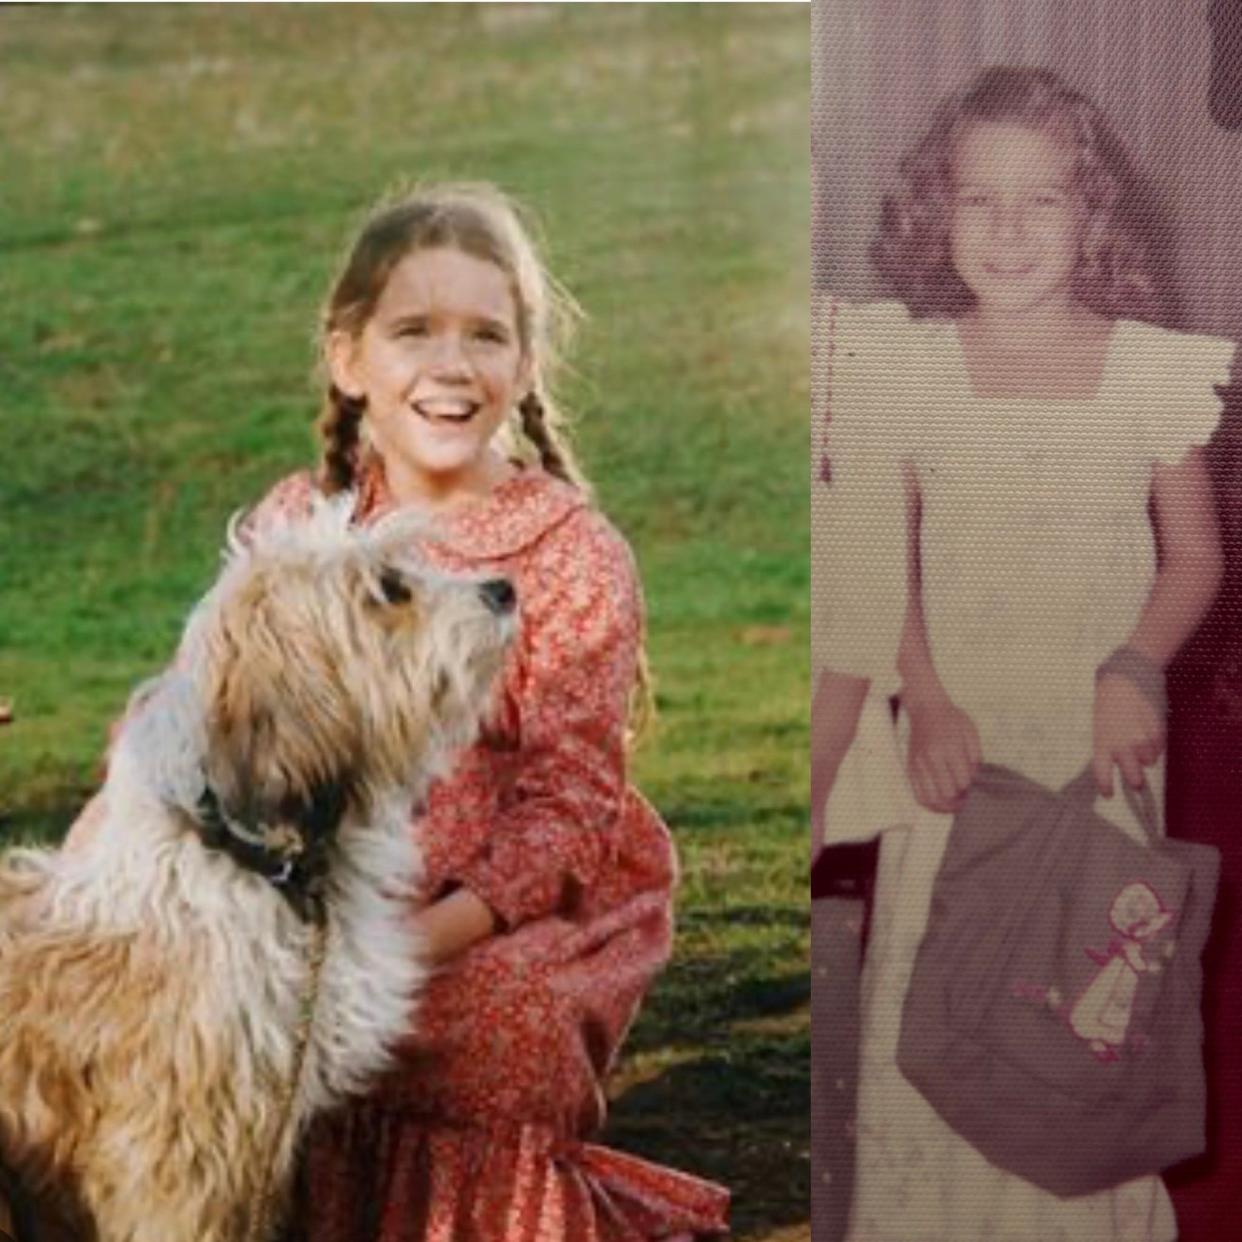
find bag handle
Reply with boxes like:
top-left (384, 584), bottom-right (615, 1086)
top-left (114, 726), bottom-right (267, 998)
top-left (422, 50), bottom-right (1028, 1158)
top-left (1057, 644), bottom-right (1167, 845)
top-left (1058, 765), bottom-right (1162, 846)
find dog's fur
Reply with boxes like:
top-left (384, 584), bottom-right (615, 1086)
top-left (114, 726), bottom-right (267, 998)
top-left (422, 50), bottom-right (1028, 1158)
top-left (0, 496), bottom-right (515, 1241)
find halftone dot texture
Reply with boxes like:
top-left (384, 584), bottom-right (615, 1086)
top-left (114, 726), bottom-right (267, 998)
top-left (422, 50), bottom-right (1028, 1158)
top-left (810, 2), bottom-right (1242, 1240)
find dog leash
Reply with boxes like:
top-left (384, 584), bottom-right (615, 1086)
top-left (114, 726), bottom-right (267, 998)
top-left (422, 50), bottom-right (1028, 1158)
top-left (0, 1155), bottom-right (44, 1242)
top-left (0, 1159), bottom-right (26, 1242)
top-left (244, 908), bottom-right (329, 1242)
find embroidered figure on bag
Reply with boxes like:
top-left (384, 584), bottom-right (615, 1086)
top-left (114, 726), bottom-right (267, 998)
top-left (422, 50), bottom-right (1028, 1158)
top-left (1067, 882), bottom-right (1177, 1063)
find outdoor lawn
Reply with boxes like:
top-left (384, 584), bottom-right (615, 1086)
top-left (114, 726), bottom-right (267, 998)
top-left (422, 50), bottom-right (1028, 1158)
top-left (0, 5), bottom-right (810, 1237)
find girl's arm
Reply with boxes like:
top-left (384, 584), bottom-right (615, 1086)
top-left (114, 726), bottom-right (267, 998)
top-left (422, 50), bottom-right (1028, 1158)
top-left (1093, 447), bottom-right (1223, 795)
top-left (1129, 448), bottom-right (1223, 667)
top-left (810, 667), bottom-right (870, 850)
top-left (411, 888), bottom-right (499, 965)
top-left (896, 464), bottom-right (982, 812)
top-left (442, 513), bottom-right (644, 935)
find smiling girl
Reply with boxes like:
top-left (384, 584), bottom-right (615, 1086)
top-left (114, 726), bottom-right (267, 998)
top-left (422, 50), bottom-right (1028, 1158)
top-left (69, 183), bottom-right (728, 1242)
top-left (822, 68), bottom-right (1234, 1241)
top-left (273, 184), bottom-right (729, 1242)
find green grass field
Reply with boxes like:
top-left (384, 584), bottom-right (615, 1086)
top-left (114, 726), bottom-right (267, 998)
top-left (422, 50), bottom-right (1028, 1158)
top-left (0, 5), bottom-right (810, 1236)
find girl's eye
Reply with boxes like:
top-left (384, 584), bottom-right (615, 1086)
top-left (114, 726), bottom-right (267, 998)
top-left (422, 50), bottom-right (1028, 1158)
top-left (397, 321), bottom-right (430, 338)
top-left (473, 325), bottom-right (509, 345)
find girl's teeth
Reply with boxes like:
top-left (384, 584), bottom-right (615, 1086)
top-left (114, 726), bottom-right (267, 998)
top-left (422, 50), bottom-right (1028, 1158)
top-left (417, 402), bottom-right (475, 419)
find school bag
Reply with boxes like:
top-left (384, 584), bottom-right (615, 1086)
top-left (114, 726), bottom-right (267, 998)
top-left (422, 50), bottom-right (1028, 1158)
top-left (897, 762), bottom-right (1220, 1198)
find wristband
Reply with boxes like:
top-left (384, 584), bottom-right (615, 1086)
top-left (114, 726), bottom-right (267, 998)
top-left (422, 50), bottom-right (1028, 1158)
top-left (1095, 646), bottom-right (1167, 719)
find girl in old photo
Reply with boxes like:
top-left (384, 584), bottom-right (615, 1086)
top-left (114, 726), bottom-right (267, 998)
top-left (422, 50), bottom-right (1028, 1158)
top-left (816, 65), bottom-right (1233, 1241)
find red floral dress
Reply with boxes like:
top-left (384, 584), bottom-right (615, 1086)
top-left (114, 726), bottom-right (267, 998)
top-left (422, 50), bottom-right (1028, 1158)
top-left (260, 464), bottom-right (730, 1242)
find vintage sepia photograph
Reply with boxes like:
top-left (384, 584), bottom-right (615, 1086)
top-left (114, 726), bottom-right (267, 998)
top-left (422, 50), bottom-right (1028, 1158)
top-left (812, 2), bottom-right (1242, 1240)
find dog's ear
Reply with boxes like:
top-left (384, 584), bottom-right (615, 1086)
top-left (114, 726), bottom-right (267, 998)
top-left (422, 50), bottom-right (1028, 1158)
top-left (202, 657), bottom-right (363, 839)
top-left (201, 671), bottom-right (279, 821)
top-left (199, 567), bottom-right (361, 819)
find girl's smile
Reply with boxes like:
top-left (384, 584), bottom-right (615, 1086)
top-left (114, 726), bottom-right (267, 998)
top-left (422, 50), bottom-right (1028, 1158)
top-left (414, 397), bottom-right (482, 423)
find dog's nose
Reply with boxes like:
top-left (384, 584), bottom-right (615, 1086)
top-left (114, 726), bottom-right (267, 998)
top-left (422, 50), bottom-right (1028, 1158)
top-left (479, 578), bottom-right (516, 615)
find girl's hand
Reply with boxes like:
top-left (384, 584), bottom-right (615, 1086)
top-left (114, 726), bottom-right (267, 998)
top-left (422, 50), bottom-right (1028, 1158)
top-left (411, 887), bottom-right (499, 966)
top-left (1093, 673), bottom-right (1165, 798)
top-left (904, 692), bottom-right (982, 814)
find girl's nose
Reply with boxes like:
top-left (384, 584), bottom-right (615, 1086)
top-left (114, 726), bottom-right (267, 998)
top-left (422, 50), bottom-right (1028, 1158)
top-left (427, 332), bottom-right (472, 377)
top-left (991, 202), bottom-right (1029, 240)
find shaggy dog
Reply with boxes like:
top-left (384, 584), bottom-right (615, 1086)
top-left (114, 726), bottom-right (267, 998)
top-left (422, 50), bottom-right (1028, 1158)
top-left (0, 496), bottom-right (517, 1242)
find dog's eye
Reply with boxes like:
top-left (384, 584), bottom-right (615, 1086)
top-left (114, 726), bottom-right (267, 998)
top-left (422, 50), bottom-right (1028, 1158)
top-left (378, 569), bottom-right (412, 605)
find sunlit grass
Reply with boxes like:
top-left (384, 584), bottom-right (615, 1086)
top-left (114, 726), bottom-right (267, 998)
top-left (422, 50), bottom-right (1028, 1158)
top-left (0, 6), bottom-right (810, 1234)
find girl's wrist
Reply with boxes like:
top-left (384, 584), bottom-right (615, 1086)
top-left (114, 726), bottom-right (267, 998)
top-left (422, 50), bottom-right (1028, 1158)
top-left (1117, 637), bottom-right (1166, 670)
top-left (1095, 645), bottom-right (1167, 720)
top-left (415, 888), bottom-right (499, 965)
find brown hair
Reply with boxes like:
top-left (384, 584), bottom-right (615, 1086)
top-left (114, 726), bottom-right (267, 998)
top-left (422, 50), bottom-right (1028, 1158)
top-left (871, 66), bottom-right (1176, 324)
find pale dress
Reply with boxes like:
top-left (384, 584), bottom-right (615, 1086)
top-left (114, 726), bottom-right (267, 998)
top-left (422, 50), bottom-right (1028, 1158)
top-left (817, 301), bottom-right (1235, 1242)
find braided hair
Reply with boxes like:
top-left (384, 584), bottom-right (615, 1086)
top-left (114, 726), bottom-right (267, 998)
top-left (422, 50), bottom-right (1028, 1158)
top-left (316, 385), bottom-right (366, 495)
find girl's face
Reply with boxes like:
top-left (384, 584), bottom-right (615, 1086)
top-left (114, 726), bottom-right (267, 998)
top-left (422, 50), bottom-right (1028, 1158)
top-left (949, 121), bottom-right (1085, 317)
top-left (330, 246), bottom-right (529, 500)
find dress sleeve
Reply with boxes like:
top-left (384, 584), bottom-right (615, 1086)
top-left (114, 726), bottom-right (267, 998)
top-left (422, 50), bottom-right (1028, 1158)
top-left (1142, 329), bottom-right (1237, 465)
top-left (451, 511), bottom-right (641, 930)
top-left (811, 299), bottom-right (912, 695)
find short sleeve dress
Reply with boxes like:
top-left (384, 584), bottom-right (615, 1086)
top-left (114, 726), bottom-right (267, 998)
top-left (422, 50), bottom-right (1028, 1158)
top-left (254, 464), bottom-right (729, 1242)
top-left (842, 311), bottom-right (1235, 1242)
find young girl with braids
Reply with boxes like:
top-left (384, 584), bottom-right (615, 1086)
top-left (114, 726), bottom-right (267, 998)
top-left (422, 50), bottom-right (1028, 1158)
top-left (68, 183), bottom-right (728, 1241)
top-left (816, 69), bottom-right (1234, 1241)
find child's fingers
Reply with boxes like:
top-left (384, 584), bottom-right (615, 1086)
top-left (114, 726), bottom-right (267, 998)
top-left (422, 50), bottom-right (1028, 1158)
top-left (1140, 729), bottom-right (1166, 765)
top-left (910, 758), bottom-right (949, 814)
top-left (914, 756), bottom-right (941, 806)
top-left (948, 742), bottom-right (977, 795)
top-left (913, 770), bottom-right (942, 814)
top-left (908, 758), bottom-right (928, 808)
top-left (929, 752), bottom-right (960, 806)
top-left (944, 754), bottom-right (972, 804)
top-left (1118, 749), bottom-right (1146, 790)
top-left (1093, 750), bottom-right (1115, 799)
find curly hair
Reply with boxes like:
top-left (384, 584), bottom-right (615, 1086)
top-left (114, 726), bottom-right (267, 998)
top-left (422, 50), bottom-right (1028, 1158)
top-left (871, 66), bottom-right (1176, 324)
